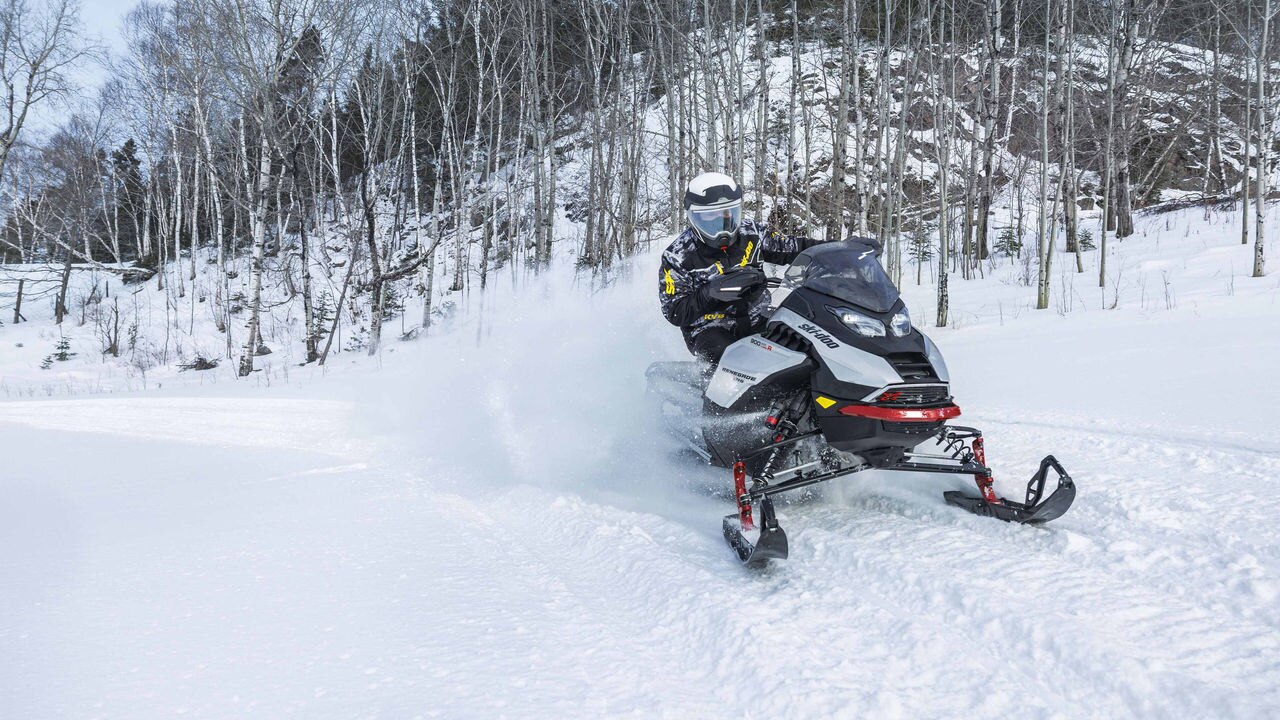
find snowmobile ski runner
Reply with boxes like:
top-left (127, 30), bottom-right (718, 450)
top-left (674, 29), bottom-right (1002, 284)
top-left (647, 240), bottom-right (1077, 565)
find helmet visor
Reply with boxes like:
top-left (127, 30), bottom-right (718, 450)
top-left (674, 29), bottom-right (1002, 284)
top-left (689, 204), bottom-right (741, 241)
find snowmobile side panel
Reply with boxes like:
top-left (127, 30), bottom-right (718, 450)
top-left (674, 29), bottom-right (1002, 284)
top-left (923, 336), bottom-right (951, 383)
top-left (771, 308), bottom-right (901, 388)
top-left (706, 336), bottom-right (809, 409)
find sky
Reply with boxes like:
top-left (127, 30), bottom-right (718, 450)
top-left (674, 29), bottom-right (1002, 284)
top-left (81, 0), bottom-right (133, 54)
top-left (30, 0), bottom-right (135, 133)
top-left (76, 0), bottom-right (134, 89)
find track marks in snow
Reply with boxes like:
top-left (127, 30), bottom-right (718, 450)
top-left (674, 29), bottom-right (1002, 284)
top-left (436, 400), bottom-right (1280, 718)
top-left (380, 364), bottom-right (1280, 718)
top-left (974, 414), bottom-right (1280, 633)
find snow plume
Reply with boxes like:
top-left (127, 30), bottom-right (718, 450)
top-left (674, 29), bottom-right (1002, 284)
top-left (345, 249), bottom-right (727, 522)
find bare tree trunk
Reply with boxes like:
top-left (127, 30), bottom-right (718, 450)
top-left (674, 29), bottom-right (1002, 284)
top-left (829, 0), bottom-right (853, 240)
top-left (933, 0), bottom-right (953, 327)
top-left (1256, 0), bottom-right (1272, 277)
top-left (1036, 0), bottom-right (1054, 310)
top-left (239, 131), bottom-right (273, 376)
top-left (1243, 41), bottom-right (1252, 247)
top-left (975, 0), bottom-right (1001, 264)
top-left (1112, 0), bottom-right (1137, 239)
top-left (1058, 0), bottom-right (1082, 273)
top-left (170, 128), bottom-right (186, 299)
top-left (851, 9), bottom-right (867, 237)
top-left (754, 0), bottom-right (768, 216)
top-left (363, 166), bottom-right (384, 356)
top-left (319, 244), bottom-right (357, 366)
top-left (13, 278), bottom-right (24, 323)
top-left (55, 256), bottom-right (72, 324)
top-left (189, 152), bottom-right (200, 284)
top-left (1100, 2), bottom-right (1116, 288)
top-left (198, 111), bottom-right (231, 357)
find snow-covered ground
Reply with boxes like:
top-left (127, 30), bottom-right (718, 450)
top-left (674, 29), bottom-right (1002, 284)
top-left (3, 205), bottom-right (1279, 718)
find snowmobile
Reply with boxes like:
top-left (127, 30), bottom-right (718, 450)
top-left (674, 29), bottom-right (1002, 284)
top-left (646, 240), bottom-right (1076, 565)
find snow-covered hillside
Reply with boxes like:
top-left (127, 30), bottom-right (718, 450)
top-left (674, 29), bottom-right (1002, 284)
top-left (5, 24), bottom-right (1258, 394)
top-left (2, 203), bottom-right (1279, 718)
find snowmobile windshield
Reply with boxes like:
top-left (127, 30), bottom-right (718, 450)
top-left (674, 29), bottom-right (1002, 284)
top-left (689, 204), bottom-right (741, 242)
top-left (793, 243), bottom-right (900, 313)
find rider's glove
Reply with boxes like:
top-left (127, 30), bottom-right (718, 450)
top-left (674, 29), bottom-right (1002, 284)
top-left (704, 266), bottom-right (766, 303)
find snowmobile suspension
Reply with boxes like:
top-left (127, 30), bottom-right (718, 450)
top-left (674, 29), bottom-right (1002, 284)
top-left (732, 461), bottom-right (753, 531)
top-left (966, 436), bottom-right (996, 503)
top-left (734, 425), bottom-right (1049, 507)
top-left (721, 423), bottom-right (1075, 565)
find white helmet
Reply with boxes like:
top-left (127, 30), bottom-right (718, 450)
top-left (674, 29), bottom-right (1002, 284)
top-left (684, 172), bottom-right (743, 247)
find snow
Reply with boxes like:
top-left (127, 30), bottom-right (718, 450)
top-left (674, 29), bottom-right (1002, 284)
top-left (3, 204), bottom-right (1280, 718)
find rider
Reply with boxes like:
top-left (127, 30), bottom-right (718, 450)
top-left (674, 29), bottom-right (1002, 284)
top-left (658, 172), bottom-right (820, 365)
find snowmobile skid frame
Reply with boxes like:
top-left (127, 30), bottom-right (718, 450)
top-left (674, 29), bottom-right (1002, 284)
top-left (723, 425), bottom-right (1076, 565)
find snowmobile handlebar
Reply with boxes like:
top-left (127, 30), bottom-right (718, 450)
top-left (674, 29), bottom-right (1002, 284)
top-left (705, 267), bottom-right (768, 302)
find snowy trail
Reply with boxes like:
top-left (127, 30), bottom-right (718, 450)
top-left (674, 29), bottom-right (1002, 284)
top-left (0, 397), bottom-right (361, 456)
top-left (5, 376), bottom-right (1277, 717)
top-left (404, 419), bottom-right (1270, 718)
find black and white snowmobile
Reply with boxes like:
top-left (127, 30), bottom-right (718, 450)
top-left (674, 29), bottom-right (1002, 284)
top-left (646, 240), bottom-right (1076, 565)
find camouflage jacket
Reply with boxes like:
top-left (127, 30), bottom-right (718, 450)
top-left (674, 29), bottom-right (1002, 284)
top-left (658, 219), bottom-right (811, 339)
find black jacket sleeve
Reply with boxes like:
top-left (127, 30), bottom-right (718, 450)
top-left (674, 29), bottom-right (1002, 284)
top-left (756, 226), bottom-right (817, 265)
top-left (659, 252), bottom-right (711, 327)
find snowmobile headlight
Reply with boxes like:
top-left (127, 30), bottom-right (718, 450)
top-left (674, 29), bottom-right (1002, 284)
top-left (890, 309), bottom-right (911, 337)
top-left (829, 306), bottom-right (885, 337)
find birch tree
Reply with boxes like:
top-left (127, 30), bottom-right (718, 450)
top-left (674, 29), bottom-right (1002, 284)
top-left (0, 0), bottom-right (96, 183)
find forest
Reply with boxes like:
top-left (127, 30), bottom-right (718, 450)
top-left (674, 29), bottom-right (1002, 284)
top-left (0, 0), bottom-right (1274, 375)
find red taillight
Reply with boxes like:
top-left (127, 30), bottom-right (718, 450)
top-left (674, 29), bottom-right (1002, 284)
top-left (837, 404), bottom-right (962, 421)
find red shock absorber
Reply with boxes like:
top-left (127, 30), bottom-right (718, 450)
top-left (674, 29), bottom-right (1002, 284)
top-left (733, 461), bottom-right (754, 531)
top-left (971, 437), bottom-right (1000, 504)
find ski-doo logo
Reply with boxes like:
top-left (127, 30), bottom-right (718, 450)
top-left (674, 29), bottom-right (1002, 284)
top-left (797, 323), bottom-right (840, 349)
